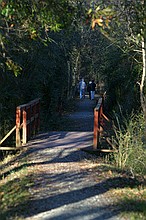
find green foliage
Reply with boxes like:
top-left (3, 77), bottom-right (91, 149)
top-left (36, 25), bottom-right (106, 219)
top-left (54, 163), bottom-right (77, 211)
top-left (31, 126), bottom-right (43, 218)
top-left (0, 155), bottom-right (33, 220)
top-left (112, 113), bottom-right (146, 177)
top-left (86, 0), bottom-right (145, 114)
top-left (6, 59), bottom-right (22, 76)
top-left (112, 186), bottom-right (146, 220)
top-left (89, 0), bottom-right (145, 51)
top-left (0, 0), bottom-right (78, 76)
top-left (0, 0), bottom-right (144, 152)
top-left (0, 26), bottom-right (81, 139)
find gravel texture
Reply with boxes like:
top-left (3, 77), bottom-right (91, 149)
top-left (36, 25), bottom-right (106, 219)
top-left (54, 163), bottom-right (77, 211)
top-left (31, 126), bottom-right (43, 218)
top-left (23, 95), bottom-right (125, 220)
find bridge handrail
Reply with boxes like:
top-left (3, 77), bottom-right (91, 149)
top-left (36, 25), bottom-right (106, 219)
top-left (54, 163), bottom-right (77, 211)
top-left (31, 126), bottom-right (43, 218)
top-left (0, 126), bottom-right (16, 146)
top-left (93, 97), bottom-right (103, 150)
top-left (93, 92), bottom-right (112, 151)
top-left (0, 98), bottom-right (40, 150)
top-left (16, 98), bottom-right (40, 147)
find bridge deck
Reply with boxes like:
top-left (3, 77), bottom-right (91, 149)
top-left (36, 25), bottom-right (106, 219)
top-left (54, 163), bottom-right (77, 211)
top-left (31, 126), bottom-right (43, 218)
top-left (26, 95), bottom-right (97, 154)
top-left (22, 95), bottom-right (122, 220)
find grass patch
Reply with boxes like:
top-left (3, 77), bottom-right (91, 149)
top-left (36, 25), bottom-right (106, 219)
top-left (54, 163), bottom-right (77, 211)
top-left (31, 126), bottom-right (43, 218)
top-left (103, 166), bottom-right (146, 219)
top-left (0, 152), bottom-right (34, 220)
top-left (111, 113), bottom-right (146, 177)
top-left (84, 157), bottom-right (146, 220)
top-left (111, 186), bottom-right (146, 220)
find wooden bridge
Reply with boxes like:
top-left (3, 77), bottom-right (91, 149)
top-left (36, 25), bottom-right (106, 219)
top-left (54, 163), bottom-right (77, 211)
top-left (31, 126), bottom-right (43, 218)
top-left (0, 98), bottom-right (40, 150)
top-left (0, 96), bottom-right (114, 152)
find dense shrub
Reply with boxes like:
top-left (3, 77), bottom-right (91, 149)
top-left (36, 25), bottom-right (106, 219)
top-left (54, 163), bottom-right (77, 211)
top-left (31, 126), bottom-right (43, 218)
top-left (111, 112), bottom-right (146, 178)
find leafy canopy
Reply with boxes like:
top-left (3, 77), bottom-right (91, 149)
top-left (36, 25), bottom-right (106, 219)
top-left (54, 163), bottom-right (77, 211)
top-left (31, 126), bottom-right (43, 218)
top-left (0, 0), bottom-right (77, 75)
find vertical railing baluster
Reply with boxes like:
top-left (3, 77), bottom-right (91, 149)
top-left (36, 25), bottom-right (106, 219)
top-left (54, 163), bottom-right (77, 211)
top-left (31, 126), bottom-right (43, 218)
top-left (22, 107), bottom-right (27, 145)
top-left (16, 98), bottom-right (40, 147)
top-left (16, 107), bottom-right (21, 147)
top-left (93, 97), bottom-right (103, 150)
top-left (93, 108), bottom-right (99, 150)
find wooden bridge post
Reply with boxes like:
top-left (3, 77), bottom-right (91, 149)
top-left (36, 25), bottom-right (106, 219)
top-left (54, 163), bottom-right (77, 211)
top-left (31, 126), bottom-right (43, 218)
top-left (27, 106), bottom-right (31, 140)
top-left (99, 101), bottom-right (103, 132)
top-left (1, 98), bottom-right (40, 150)
top-left (22, 108), bottom-right (27, 145)
top-left (93, 97), bottom-right (104, 150)
top-left (93, 108), bottom-right (99, 150)
top-left (37, 99), bottom-right (40, 132)
top-left (32, 103), bottom-right (36, 135)
top-left (16, 107), bottom-right (21, 147)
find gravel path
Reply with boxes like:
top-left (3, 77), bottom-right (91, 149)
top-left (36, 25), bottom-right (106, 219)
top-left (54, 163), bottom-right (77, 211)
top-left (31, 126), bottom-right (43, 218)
top-left (24, 95), bottom-right (124, 220)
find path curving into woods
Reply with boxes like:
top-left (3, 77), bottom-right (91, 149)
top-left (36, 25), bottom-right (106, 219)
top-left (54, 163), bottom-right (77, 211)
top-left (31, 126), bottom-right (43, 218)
top-left (23, 94), bottom-right (124, 220)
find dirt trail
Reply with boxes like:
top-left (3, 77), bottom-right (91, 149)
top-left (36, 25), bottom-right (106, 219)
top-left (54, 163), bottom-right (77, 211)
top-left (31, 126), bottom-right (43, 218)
top-left (23, 95), bottom-right (124, 220)
top-left (60, 96), bottom-right (96, 131)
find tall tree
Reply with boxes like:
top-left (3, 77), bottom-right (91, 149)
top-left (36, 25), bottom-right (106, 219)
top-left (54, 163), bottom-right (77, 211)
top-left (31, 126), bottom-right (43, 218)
top-left (88, 0), bottom-right (146, 118)
top-left (0, 0), bottom-right (76, 75)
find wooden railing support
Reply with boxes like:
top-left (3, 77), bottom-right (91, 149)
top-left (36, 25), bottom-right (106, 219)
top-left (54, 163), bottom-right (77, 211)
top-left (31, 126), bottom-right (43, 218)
top-left (93, 109), bottom-right (99, 150)
top-left (93, 95), bottom-right (109, 150)
top-left (0, 126), bottom-right (16, 146)
top-left (16, 108), bottom-right (21, 147)
top-left (15, 98), bottom-right (40, 148)
top-left (93, 94), bottom-right (113, 151)
top-left (23, 108), bottom-right (27, 145)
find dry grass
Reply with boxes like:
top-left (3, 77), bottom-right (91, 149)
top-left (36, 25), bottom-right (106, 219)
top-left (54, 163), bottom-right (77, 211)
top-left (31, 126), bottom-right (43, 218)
top-left (0, 151), bottom-right (34, 220)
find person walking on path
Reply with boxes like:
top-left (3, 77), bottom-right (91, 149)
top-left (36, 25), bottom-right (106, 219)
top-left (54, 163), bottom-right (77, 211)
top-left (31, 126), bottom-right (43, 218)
top-left (79, 78), bottom-right (86, 99)
top-left (87, 81), bottom-right (92, 100)
top-left (90, 79), bottom-right (96, 100)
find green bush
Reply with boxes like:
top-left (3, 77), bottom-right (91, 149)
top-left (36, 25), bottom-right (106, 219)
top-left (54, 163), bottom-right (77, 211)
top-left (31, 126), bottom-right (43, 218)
top-left (112, 113), bottom-right (146, 177)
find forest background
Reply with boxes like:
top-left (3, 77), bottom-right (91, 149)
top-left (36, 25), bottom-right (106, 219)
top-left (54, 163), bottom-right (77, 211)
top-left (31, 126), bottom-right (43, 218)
top-left (0, 0), bottom-right (145, 173)
top-left (0, 2), bottom-right (146, 219)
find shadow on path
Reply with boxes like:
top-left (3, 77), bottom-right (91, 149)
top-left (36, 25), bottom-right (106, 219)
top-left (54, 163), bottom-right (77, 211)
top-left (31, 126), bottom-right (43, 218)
top-left (0, 95), bottom-right (129, 220)
top-left (60, 95), bottom-right (97, 131)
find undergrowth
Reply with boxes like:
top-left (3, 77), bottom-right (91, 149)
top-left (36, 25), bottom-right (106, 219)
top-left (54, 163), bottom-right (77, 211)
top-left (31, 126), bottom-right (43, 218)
top-left (105, 111), bottom-right (146, 219)
top-left (0, 104), bottom-right (145, 220)
top-left (0, 152), bottom-right (34, 220)
top-left (111, 112), bottom-right (146, 178)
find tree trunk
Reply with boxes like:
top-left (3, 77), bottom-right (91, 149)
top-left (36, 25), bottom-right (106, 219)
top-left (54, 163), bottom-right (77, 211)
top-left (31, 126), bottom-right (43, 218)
top-left (141, 38), bottom-right (146, 143)
top-left (67, 60), bottom-right (71, 99)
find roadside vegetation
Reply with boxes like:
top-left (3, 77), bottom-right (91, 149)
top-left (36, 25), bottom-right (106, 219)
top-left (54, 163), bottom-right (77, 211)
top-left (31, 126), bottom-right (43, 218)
top-left (111, 112), bottom-right (145, 177)
top-left (109, 112), bottom-right (146, 219)
top-left (0, 0), bottom-right (145, 219)
top-left (0, 152), bottom-right (34, 220)
top-left (0, 102), bottom-right (145, 220)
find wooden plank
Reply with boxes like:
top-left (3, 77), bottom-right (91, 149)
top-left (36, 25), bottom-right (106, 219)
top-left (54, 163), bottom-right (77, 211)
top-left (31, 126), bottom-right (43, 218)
top-left (102, 113), bottom-right (110, 121)
top-left (93, 109), bottom-right (99, 150)
top-left (22, 109), bottom-right (27, 145)
top-left (16, 108), bottom-right (21, 147)
top-left (94, 149), bottom-right (118, 152)
top-left (0, 146), bottom-right (22, 150)
top-left (0, 126), bottom-right (16, 145)
top-left (0, 98), bottom-right (40, 149)
top-left (95, 98), bottom-right (102, 110)
top-left (17, 98), bottom-right (40, 110)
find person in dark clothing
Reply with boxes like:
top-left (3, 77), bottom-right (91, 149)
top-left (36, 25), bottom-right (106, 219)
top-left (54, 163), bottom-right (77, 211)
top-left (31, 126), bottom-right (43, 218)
top-left (87, 81), bottom-right (92, 99)
top-left (90, 80), bottom-right (96, 100)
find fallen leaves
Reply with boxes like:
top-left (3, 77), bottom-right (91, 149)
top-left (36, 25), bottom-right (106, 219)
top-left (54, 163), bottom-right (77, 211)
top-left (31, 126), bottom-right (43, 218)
top-left (91, 16), bottom-right (111, 30)
top-left (92, 18), bottom-right (103, 29)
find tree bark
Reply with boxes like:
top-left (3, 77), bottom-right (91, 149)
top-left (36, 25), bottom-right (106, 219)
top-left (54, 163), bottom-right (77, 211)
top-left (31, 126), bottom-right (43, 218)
top-left (141, 38), bottom-right (146, 143)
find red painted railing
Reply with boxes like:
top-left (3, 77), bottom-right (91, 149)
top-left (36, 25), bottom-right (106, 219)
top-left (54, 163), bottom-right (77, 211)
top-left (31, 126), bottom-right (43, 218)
top-left (93, 96), bottom-right (109, 150)
top-left (0, 98), bottom-right (40, 150)
top-left (93, 97), bottom-right (103, 150)
top-left (16, 98), bottom-right (40, 147)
